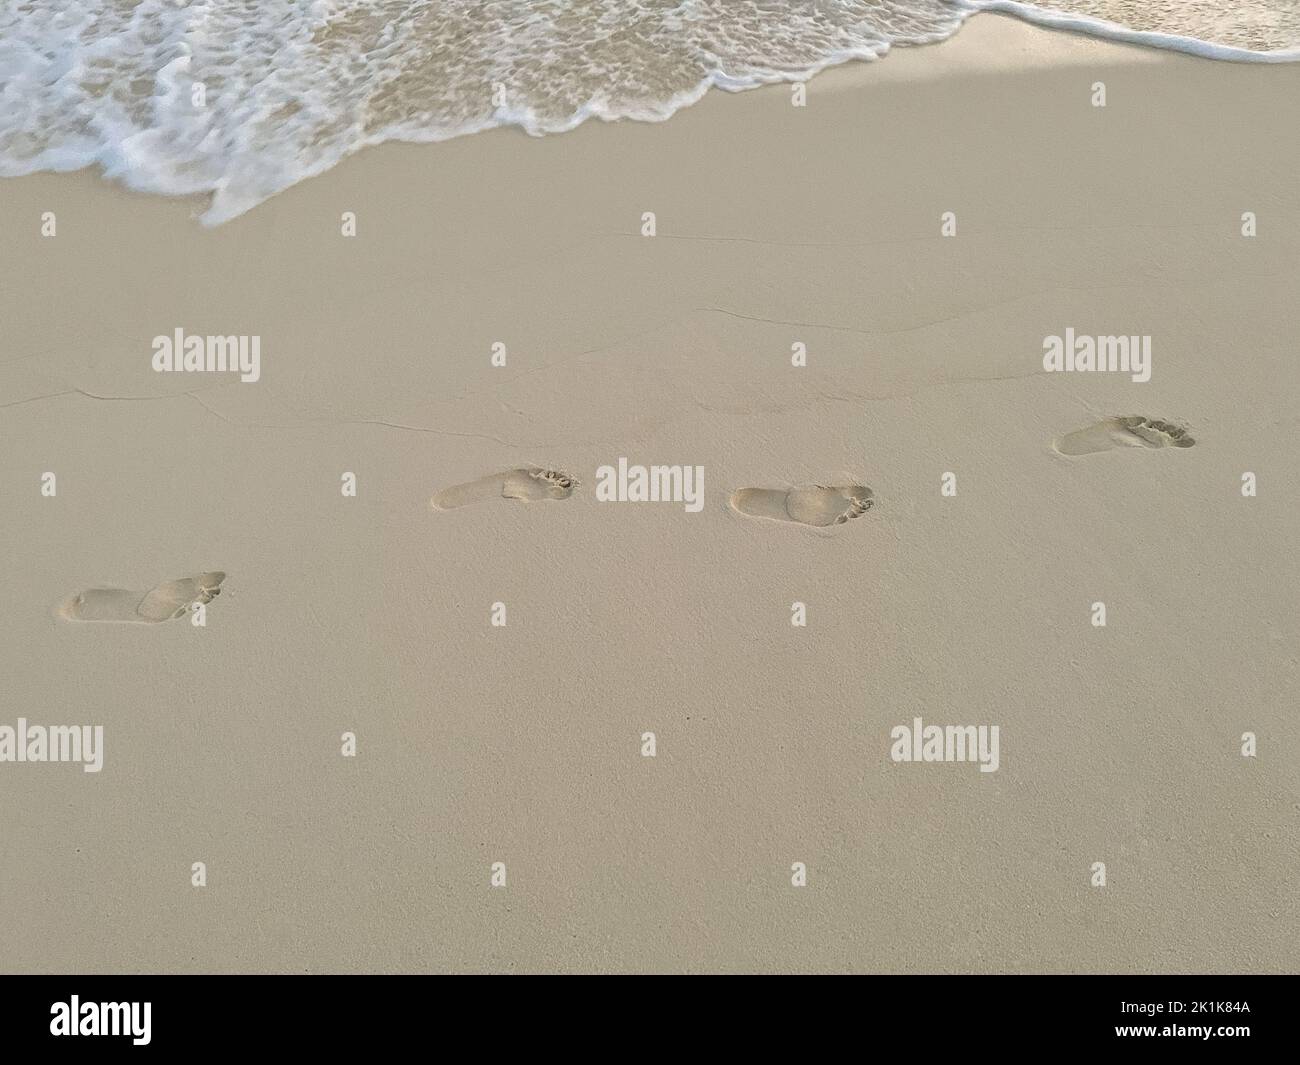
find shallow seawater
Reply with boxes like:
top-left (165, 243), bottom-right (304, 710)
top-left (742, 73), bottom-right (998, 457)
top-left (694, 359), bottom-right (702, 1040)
top-left (0, 1), bottom-right (1295, 222)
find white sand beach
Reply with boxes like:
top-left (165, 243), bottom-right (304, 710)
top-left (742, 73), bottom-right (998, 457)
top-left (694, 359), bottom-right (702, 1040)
top-left (1, 13), bottom-right (1296, 972)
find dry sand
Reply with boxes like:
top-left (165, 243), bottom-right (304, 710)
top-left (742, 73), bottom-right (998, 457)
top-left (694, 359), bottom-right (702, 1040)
top-left (0, 14), bottom-right (1296, 973)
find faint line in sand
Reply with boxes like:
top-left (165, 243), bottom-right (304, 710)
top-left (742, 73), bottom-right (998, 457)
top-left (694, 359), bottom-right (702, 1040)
top-left (697, 300), bottom-right (1047, 338)
top-left (187, 394), bottom-right (523, 447)
top-left (0, 384), bottom-right (228, 412)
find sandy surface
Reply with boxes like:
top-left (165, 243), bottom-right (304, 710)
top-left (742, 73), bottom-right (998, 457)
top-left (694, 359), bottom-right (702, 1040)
top-left (1, 14), bottom-right (1296, 973)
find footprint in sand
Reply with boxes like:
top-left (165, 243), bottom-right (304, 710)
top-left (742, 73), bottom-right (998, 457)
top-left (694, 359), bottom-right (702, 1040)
top-left (59, 572), bottom-right (226, 623)
top-left (1054, 415), bottom-right (1195, 456)
top-left (729, 484), bottom-right (874, 527)
top-left (429, 467), bottom-right (579, 510)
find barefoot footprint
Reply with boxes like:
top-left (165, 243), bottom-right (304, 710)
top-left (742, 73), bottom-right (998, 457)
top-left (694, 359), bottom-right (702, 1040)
top-left (429, 467), bottom-right (579, 510)
top-left (59, 572), bottom-right (226, 623)
top-left (729, 484), bottom-right (874, 527)
top-left (1054, 415), bottom-right (1195, 456)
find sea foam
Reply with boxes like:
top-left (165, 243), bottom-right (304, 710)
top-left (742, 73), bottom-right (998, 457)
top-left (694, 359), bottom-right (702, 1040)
top-left (0, 1), bottom-right (1295, 225)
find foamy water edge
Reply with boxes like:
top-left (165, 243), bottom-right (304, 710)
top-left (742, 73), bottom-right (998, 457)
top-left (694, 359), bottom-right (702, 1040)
top-left (2, 2), bottom-right (1296, 226)
top-left (961, 2), bottom-right (1300, 64)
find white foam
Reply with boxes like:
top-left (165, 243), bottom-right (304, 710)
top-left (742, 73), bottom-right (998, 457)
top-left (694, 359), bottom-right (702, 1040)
top-left (0, 1), bottom-right (1295, 226)
top-left (959, 1), bottom-right (1300, 63)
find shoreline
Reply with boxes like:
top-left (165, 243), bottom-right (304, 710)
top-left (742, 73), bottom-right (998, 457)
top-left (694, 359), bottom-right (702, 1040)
top-left (960, 2), bottom-right (1300, 64)
top-left (4, 8), bottom-right (1299, 228)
